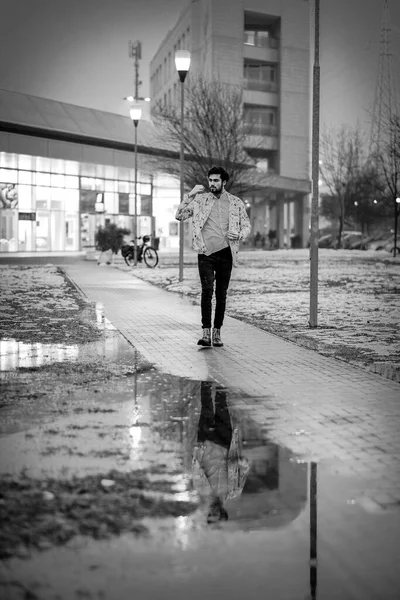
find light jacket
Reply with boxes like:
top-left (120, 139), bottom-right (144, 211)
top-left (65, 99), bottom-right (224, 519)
top-left (192, 428), bottom-right (250, 502)
top-left (175, 191), bottom-right (251, 267)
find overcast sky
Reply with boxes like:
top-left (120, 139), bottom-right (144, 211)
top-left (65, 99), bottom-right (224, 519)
top-left (0, 0), bottom-right (399, 132)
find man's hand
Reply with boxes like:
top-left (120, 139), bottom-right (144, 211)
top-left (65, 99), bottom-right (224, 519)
top-left (188, 184), bottom-right (206, 198)
top-left (227, 231), bottom-right (240, 241)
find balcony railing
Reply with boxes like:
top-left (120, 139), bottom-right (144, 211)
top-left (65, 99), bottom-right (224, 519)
top-left (244, 123), bottom-right (278, 137)
top-left (244, 79), bottom-right (278, 93)
top-left (244, 31), bottom-right (279, 50)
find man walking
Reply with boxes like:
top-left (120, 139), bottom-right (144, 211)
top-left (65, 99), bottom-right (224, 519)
top-left (175, 166), bottom-right (251, 347)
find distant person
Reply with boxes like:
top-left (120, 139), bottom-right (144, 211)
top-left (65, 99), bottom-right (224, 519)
top-left (254, 231), bottom-right (261, 248)
top-left (192, 382), bottom-right (250, 524)
top-left (175, 166), bottom-right (251, 347)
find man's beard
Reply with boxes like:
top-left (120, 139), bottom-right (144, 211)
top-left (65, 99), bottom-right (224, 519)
top-left (209, 184), bottom-right (222, 196)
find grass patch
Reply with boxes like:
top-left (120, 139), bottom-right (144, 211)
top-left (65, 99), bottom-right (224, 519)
top-left (0, 470), bottom-right (197, 559)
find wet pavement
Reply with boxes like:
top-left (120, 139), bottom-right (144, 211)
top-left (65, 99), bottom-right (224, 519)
top-left (0, 261), bottom-right (400, 599)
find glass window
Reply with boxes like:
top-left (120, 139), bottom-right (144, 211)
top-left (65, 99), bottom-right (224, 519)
top-left (65, 189), bottom-right (79, 211)
top-left (50, 188), bottom-right (66, 210)
top-left (104, 192), bottom-right (118, 214)
top-left (18, 219), bottom-right (35, 251)
top-left (50, 210), bottom-right (65, 250)
top-left (36, 211), bottom-right (51, 251)
top-left (257, 31), bottom-right (270, 47)
top-left (95, 178), bottom-right (104, 191)
top-left (18, 185), bottom-right (34, 210)
top-left (0, 168), bottom-right (18, 183)
top-left (244, 30), bottom-right (255, 45)
top-left (35, 186), bottom-right (51, 209)
top-left (51, 174), bottom-right (66, 188)
top-left (104, 179), bottom-right (115, 192)
top-left (19, 170), bottom-right (32, 185)
top-left (36, 157), bottom-right (52, 172)
top-left (35, 172), bottom-right (51, 186)
top-left (81, 177), bottom-right (96, 190)
top-left (139, 183), bottom-right (152, 196)
top-left (80, 190), bottom-right (97, 213)
top-left (65, 213), bottom-right (79, 250)
top-left (118, 181), bottom-right (129, 193)
top-left (244, 106), bottom-right (277, 135)
top-left (119, 193), bottom-right (130, 215)
top-left (64, 160), bottom-right (80, 175)
top-left (65, 175), bottom-right (79, 189)
top-left (0, 153), bottom-right (18, 168)
top-left (129, 193), bottom-right (141, 215)
top-left (51, 159), bottom-right (65, 174)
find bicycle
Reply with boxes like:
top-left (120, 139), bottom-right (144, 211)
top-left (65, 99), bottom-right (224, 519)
top-left (121, 235), bottom-right (159, 268)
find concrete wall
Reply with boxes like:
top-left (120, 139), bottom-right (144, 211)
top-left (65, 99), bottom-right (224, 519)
top-left (279, 1), bottom-right (310, 180)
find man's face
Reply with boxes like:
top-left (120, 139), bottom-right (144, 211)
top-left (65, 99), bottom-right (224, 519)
top-left (208, 175), bottom-right (224, 194)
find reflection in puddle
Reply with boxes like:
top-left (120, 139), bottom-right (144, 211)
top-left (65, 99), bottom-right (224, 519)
top-left (2, 322), bottom-right (399, 598)
top-left (0, 338), bottom-right (79, 371)
top-left (0, 303), bottom-right (115, 372)
top-left (190, 381), bottom-right (308, 531)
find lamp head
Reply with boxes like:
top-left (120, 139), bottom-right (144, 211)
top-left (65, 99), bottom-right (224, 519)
top-left (175, 50), bottom-right (191, 83)
top-left (130, 106), bottom-right (142, 127)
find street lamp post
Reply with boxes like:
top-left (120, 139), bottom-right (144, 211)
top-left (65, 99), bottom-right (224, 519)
top-left (309, 0), bottom-right (320, 328)
top-left (175, 49), bottom-right (191, 282)
top-left (130, 106), bottom-right (142, 266)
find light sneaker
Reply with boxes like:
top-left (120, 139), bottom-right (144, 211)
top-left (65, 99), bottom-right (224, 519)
top-left (212, 328), bottom-right (223, 347)
top-left (197, 328), bottom-right (212, 346)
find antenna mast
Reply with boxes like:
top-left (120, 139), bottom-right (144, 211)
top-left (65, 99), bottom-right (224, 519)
top-left (129, 40), bottom-right (142, 101)
top-left (369, 0), bottom-right (396, 153)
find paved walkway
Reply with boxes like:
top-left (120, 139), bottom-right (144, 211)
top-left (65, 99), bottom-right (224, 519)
top-left (65, 261), bottom-right (400, 502)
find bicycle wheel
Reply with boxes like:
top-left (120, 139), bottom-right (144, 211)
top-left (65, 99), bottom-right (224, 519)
top-left (143, 246), bottom-right (159, 268)
top-left (124, 250), bottom-right (134, 267)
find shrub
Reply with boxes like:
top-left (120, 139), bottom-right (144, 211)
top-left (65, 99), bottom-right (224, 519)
top-left (95, 223), bottom-right (130, 254)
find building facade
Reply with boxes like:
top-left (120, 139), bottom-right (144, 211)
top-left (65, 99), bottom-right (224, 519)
top-left (0, 89), bottom-right (183, 253)
top-left (150, 0), bottom-right (311, 247)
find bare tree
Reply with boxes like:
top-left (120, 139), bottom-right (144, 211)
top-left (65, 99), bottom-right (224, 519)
top-left (153, 77), bottom-right (261, 194)
top-left (320, 125), bottom-right (367, 247)
top-left (372, 114), bottom-right (400, 256)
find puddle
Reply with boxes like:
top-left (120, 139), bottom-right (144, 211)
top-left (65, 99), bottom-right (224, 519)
top-left (0, 303), bottom-right (116, 372)
top-left (1, 308), bottom-right (400, 599)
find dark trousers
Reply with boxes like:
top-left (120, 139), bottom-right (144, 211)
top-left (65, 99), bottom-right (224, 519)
top-left (197, 381), bottom-right (233, 449)
top-left (198, 246), bottom-right (233, 329)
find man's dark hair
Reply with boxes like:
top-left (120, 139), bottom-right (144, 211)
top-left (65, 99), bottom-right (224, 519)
top-left (208, 166), bottom-right (230, 183)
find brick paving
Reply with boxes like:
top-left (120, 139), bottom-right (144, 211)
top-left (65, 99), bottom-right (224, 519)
top-left (65, 261), bottom-right (400, 503)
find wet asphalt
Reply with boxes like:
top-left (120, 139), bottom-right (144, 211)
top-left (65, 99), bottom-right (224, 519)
top-left (0, 258), bottom-right (399, 600)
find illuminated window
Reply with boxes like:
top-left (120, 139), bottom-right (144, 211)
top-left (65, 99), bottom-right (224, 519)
top-left (118, 181), bottom-right (129, 193)
top-left (19, 171), bottom-right (32, 185)
top-left (35, 187), bottom-right (53, 210)
top-left (35, 172), bottom-right (51, 186)
top-left (65, 190), bottom-right (79, 211)
top-left (0, 168), bottom-right (18, 183)
top-left (104, 192), bottom-right (118, 213)
top-left (81, 177), bottom-right (96, 190)
top-left (18, 185), bottom-right (34, 210)
top-left (51, 174), bottom-right (66, 188)
top-left (139, 183), bottom-right (152, 196)
top-left (50, 188), bottom-right (66, 210)
top-left (65, 175), bottom-right (79, 189)
top-left (105, 179), bottom-right (116, 192)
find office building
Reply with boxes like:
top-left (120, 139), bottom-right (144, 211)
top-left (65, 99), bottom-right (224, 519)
top-left (150, 0), bottom-right (311, 247)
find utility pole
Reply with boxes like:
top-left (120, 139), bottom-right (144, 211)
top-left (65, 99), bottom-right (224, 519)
top-left (369, 1), bottom-right (399, 257)
top-left (129, 40), bottom-right (142, 100)
top-left (309, 0), bottom-right (320, 328)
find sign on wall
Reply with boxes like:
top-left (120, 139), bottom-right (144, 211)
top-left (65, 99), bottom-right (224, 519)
top-left (0, 183), bottom-right (18, 209)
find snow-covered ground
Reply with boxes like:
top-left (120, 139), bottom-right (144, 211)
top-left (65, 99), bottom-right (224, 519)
top-left (123, 249), bottom-right (400, 382)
